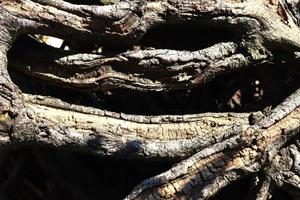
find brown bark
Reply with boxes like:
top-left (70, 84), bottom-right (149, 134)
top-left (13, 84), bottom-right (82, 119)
top-left (0, 0), bottom-right (299, 199)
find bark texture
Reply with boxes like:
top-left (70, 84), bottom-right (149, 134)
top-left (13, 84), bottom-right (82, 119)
top-left (0, 0), bottom-right (299, 199)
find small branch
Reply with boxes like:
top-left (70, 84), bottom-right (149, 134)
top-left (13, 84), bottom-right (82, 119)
top-left (249, 176), bottom-right (273, 200)
top-left (124, 138), bottom-right (259, 200)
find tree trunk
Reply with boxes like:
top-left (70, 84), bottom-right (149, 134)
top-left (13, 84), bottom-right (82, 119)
top-left (0, 0), bottom-right (299, 199)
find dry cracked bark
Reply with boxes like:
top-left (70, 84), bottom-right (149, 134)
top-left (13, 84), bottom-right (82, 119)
top-left (0, 0), bottom-right (299, 199)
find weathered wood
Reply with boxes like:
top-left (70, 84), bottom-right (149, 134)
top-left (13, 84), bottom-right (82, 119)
top-left (125, 90), bottom-right (300, 199)
top-left (22, 93), bottom-right (254, 159)
top-left (10, 38), bottom-right (245, 91)
top-left (0, 0), bottom-right (299, 199)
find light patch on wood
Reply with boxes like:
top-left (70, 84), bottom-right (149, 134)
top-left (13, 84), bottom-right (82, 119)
top-left (24, 94), bottom-right (251, 141)
top-left (145, 2), bottom-right (166, 13)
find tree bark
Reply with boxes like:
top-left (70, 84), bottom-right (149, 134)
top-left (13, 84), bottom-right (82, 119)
top-left (0, 0), bottom-right (299, 199)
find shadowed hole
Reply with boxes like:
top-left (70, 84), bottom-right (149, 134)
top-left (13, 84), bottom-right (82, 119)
top-left (0, 146), bottom-right (175, 200)
top-left (8, 58), bottom-right (300, 115)
top-left (31, 23), bottom-right (239, 52)
top-left (139, 23), bottom-right (238, 51)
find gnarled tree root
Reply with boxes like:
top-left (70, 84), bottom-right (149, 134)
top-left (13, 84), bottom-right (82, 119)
top-left (0, 0), bottom-right (299, 199)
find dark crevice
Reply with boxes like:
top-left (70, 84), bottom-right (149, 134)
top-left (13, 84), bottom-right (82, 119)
top-left (62, 0), bottom-right (103, 5)
top-left (0, 146), bottom-right (175, 200)
top-left (28, 23), bottom-right (239, 52)
top-left (8, 62), bottom-right (300, 115)
top-left (139, 23), bottom-right (239, 51)
top-left (210, 175), bottom-right (253, 200)
top-left (271, 187), bottom-right (293, 200)
top-left (210, 175), bottom-right (294, 200)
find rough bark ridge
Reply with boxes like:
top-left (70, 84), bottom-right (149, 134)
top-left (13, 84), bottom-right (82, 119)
top-left (0, 0), bottom-right (299, 199)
